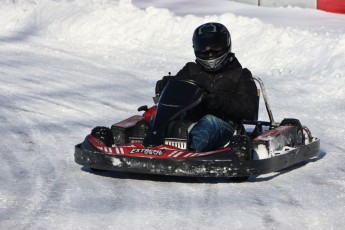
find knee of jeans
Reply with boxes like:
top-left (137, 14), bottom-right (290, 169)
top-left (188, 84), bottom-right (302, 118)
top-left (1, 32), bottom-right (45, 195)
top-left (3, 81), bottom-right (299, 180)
top-left (202, 114), bottom-right (217, 123)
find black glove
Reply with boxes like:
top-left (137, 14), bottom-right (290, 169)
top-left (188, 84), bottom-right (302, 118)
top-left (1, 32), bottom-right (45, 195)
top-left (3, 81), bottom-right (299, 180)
top-left (155, 76), bottom-right (171, 95)
top-left (205, 93), bottom-right (229, 110)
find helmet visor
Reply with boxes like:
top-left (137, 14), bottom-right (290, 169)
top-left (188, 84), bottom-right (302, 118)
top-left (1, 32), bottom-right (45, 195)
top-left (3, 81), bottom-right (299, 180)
top-left (193, 32), bottom-right (229, 60)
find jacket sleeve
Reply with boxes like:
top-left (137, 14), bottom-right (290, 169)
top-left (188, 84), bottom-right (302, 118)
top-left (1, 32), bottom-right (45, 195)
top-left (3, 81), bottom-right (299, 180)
top-left (225, 69), bottom-right (259, 121)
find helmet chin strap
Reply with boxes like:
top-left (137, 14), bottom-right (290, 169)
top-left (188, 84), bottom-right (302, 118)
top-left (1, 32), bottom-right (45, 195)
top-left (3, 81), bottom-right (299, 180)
top-left (196, 50), bottom-right (231, 72)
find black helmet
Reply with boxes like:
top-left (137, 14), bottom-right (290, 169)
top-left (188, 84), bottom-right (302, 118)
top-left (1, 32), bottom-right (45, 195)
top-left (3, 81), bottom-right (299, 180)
top-left (192, 22), bottom-right (231, 72)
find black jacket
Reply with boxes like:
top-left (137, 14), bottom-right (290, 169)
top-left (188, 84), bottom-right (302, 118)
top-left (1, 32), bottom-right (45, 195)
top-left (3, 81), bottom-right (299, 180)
top-left (156, 54), bottom-right (258, 123)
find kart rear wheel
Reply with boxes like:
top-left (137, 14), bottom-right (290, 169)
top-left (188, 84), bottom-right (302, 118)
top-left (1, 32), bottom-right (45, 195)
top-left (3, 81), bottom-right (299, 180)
top-left (280, 118), bottom-right (305, 145)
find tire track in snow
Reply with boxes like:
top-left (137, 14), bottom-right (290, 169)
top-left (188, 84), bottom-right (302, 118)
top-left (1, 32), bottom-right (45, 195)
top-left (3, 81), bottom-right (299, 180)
top-left (0, 118), bottom-right (74, 229)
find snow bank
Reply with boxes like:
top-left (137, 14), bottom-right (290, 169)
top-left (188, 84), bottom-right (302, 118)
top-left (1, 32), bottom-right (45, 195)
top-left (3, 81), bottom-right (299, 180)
top-left (1, 0), bottom-right (344, 138)
top-left (2, 0), bottom-right (344, 115)
top-left (2, 0), bottom-right (345, 70)
top-left (1, 0), bottom-right (344, 143)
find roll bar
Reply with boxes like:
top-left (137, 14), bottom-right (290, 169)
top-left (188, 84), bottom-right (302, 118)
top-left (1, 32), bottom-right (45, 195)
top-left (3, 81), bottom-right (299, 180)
top-left (252, 76), bottom-right (276, 125)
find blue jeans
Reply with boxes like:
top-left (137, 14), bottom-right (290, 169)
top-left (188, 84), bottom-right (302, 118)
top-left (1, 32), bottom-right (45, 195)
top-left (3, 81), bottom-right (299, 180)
top-left (189, 115), bottom-right (234, 152)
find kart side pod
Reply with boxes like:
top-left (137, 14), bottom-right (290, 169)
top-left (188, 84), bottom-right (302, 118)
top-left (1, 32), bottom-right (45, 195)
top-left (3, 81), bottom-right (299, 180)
top-left (252, 118), bottom-right (305, 159)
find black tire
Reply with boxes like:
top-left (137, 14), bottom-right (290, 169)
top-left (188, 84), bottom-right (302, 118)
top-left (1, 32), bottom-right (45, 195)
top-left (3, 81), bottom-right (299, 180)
top-left (280, 118), bottom-right (305, 145)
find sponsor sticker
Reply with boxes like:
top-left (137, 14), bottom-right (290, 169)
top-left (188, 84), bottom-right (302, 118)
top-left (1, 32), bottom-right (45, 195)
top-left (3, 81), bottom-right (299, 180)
top-left (129, 148), bottom-right (165, 156)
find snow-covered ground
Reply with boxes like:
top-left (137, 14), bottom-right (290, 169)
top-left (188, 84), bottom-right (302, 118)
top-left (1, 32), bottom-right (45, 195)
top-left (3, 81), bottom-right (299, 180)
top-left (0, 0), bottom-right (344, 229)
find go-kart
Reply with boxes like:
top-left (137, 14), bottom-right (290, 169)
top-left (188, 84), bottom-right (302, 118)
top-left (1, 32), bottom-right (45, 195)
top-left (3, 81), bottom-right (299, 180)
top-left (74, 77), bottom-right (320, 181)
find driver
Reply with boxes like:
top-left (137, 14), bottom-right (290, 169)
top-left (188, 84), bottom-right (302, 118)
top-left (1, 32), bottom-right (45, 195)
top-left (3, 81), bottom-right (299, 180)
top-left (155, 22), bottom-right (258, 152)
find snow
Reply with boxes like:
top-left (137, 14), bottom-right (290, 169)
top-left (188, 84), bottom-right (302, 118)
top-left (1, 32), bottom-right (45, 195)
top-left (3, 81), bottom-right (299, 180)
top-left (0, 0), bottom-right (344, 229)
